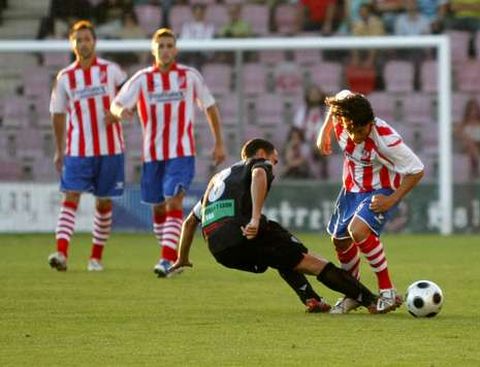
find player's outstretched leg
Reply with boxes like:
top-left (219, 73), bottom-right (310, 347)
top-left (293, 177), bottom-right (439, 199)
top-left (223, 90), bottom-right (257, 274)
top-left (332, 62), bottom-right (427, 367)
top-left (278, 269), bottom-right (331, 313)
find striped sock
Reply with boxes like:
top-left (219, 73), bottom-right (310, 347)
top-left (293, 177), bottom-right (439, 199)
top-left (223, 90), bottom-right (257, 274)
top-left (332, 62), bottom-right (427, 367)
top-left (335, 243), bottom-right (361, 279)
top-left (161, 209), bottom-right (183, 262)
top-left (153, 212), bottom-right (167, 248)
top-left (55, 201), bottom-right (78, 257)
top-left (90, 206), bottom-right (112, 260)
top-left (357, 234), bottom-right (393, 290)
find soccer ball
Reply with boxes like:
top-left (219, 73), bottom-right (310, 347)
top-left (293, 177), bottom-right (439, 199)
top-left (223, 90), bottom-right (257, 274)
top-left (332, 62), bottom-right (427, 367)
top-left (406, 280), bottom-right (443, 318)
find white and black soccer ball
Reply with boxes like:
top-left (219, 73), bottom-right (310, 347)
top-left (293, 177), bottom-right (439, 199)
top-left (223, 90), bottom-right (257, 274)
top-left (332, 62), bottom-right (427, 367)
top-left (406, 280), bottom-right (444, 318)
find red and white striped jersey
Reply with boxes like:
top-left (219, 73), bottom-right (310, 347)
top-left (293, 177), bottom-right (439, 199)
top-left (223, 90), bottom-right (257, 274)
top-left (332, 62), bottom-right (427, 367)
top-left (50, 57), bottom-right (127, 157)
top-left (113, 62), bottom-right (216, 162)
top-left (334, 117), bottom-right (424, 193)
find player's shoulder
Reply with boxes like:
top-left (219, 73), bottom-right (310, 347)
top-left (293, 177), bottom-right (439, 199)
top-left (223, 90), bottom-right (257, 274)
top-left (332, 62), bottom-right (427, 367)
top-left (177, 63), bottom-right (203, 79)
top-left (56, 62), bottom-right (77, 80)
top-left (96, 57), bottom-right (122, 69)
top-left (373, 117), bottom-right (400, 137)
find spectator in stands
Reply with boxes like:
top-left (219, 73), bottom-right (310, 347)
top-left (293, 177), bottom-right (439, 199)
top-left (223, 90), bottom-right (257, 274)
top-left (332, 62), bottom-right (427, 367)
top-left (373, 0), bottom-right (405, 33)
top-left (444, 0), bottom-right (480, 33)
top-left (416, 0), bottom-right (449, 33)
top-left (95, 0), bottom-right (133, 38)
top-left (282, 127), bottom-right (312, 179)
top-left (455, 98), bottom-right (480, 179)
top-left (219, 4), bottom-right (253, 38)
top-left (180, 3), bottom-right (215, 40)
top-left (293, 84), bottom-right (328, 179)
top-left (338, 0), bottom-right (373, 35)
top-left (394, 0), bottom-right (431, 35)
top-left (299, 0), bottom-right (340, 34)
top-left (115, 11), bottom-right (147, 65)
top-left (351, 3), bottom-right (385, 67)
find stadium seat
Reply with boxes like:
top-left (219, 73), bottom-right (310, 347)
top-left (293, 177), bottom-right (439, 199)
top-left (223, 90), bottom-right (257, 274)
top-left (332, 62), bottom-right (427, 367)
top-left (383, 60), bottom-right (415, 93)
top-left (202, 63), bottom-right (232, 95)
top-left (454, 60), bottom-right (480, 93)
top-left (366, 92), bottom-right (397, 123)
top-left (451, 92), bottom-right (470, 123)
top-left (451, 154), bottom-right (471, 183)
top-left (2, 96), bottom-right (29, 129)
top-left (42, 52), bottom-right (72, 70)
top-left (216, 93), bottom-right (238, 126)
top-left (258, 50), bottom-right (286, 65)
top-left (274, 4), bottom-right (301, 36)
top-left (243, 4), bottom-right (270, 36)
top-left (326, 153), bottom-right (344, 182)
top-left (274, 62), bottom-right (303, 95)
top-left (254, 94), bottom-right (285, 125)
top-left (169, 5), bottom-right (193, 36)
top-left (446, 30), bottom-right (471, 62)
top-left (242, 63), bottom-right (267, 95)
top-left (0, 160), bottom-right (21, 181)
top-left (22, 67), bottom-right (53, 98)
top-left (205, 4), bottom-right (229, 31)
top-left (400, 93), bottom-right (435, 125)
top-left (293, 49), bottom-right (323, 66)
top-left (307, 62), bottom-right (343, 94)
top-left (134, 4), bottom-right (162, 36)
top-left (345, 64), bottom-right (376, 95)
top-left (419, 60), bottom-right (437, 93)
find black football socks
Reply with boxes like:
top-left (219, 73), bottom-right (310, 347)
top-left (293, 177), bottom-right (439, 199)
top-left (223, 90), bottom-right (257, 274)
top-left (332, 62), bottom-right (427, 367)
top-left (317, 262), bottom-right (377, 307)
top-left (278, 269), bottom-right (321, 305)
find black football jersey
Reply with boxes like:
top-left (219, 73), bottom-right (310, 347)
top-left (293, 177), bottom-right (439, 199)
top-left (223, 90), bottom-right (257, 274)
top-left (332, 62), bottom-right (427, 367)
top-left (199, 158), bottom-right (275, 229)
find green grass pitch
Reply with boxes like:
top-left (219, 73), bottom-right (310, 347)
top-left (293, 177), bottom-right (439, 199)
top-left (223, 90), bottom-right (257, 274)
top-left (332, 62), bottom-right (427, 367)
top-left (1, 233), bottom-right (479, 367)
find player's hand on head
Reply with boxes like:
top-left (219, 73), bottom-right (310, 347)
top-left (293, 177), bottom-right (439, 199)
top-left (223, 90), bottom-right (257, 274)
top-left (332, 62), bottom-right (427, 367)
top-left (241, 218), bottom-right (260, 240)
top-left (212, 144), bottom-right (226, 166)
top-left (369, 194), bottom-right (395, 213)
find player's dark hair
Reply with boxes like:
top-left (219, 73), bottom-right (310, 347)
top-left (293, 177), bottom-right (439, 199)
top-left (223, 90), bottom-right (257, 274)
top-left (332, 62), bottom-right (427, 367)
top-left (325, 93), bottom-right (374, 127)
top-left (69, 20), bottom-right (96, 40)
top-left (241, 139), bottom-right (275, 160)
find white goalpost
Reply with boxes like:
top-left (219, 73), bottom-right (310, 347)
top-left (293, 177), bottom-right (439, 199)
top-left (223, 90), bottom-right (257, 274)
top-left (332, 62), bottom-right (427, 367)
top-left (0, 35), bottom-right (453, 234)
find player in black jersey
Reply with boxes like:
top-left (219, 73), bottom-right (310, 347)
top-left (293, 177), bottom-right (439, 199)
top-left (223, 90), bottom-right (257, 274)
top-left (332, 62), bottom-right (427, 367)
top-left (170, 138), bottom-right (387, 314)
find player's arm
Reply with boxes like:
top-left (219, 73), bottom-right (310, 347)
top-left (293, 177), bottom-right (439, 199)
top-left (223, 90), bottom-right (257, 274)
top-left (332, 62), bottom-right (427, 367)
top-left (110, 72), bottom-right (141, 122)
top-left (241, 167), bottom-right (268, 240)
top-left (370, 143), bottom-right (424, 213)
top-left (52, 113), bottom-right (66, 173)
top-left (170, 210), bottom-right (200, 272)
top-left (205, 104), bottom-right (226, 166)
top-left (316, 107), bottom-right (335, 155)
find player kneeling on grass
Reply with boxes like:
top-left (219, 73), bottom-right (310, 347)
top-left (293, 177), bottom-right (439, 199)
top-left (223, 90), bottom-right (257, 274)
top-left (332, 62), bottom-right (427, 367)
top-left (317, 90), bottom-right (424, 314)
top-left (169, 138), bottom-right (393, 314)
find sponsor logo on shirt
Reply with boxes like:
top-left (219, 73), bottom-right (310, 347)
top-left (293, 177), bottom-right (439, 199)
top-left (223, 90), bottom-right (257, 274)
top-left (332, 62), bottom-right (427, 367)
top-left (149, 90), bottom-right (185, 103)
top-left (74, 85), bottom-right (107, 99)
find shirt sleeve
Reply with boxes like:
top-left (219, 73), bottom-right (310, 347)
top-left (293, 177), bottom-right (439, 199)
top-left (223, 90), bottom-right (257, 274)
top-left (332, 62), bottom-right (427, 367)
top-left (191, 68), bottom-right (215, 110)
top-left (380, 140), bottom-right (424, 175)
top-left (251, 159), bottom-right (274, 183)
top-left (112, 63), bottom-right (127, 87)
top-left (192, 200), bottom-right (202, 221)
top-left (113, 71), bottom-right (142, 110)
top-left (49, 73), bottom-right (69, 114)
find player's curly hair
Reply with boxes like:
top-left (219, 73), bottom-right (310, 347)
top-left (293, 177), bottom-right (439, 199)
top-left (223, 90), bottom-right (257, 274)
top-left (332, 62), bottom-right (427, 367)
top-left (69, 20), bottom-right (96, 40)
top-left (241, 139), bottom-right (275, 160)
top-left (325, 93), bottom-right (374, 127)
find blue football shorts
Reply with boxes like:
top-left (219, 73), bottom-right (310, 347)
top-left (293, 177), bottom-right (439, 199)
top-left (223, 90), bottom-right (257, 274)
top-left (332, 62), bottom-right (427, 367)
top-left (327, 187), bottom-right (398, 239)
top-left (61, 154), bottom-right (125, 197)
top-left (141, 156), bottom-right (195, 204)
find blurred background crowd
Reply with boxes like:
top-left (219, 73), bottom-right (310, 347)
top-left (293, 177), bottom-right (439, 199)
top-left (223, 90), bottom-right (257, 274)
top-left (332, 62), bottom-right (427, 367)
top-left (0, 0), bottom-right (479, 184)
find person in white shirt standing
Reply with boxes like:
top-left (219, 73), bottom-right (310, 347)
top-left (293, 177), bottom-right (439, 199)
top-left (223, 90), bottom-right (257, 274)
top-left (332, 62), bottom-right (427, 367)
top-left (48, 20), bottom-right (127, 272)
top-left (317, 90), bottom-right (424, 314)
top-left (111, 28), bottom-right (226, 277)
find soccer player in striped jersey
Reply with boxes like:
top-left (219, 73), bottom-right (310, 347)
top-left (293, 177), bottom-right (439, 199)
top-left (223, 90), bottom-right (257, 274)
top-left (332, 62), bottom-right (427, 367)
top-left (110, 28), bottom-right (226, 277)
top-left (48, 20), bottom-right (127, 272)
top-left (317, 90), bottom-right (424, 313)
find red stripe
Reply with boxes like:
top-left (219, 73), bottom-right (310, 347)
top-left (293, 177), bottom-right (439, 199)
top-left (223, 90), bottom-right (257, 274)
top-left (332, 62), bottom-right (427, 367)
top-left (74, 101), bottom-right (85, 156)
top-left (187, 120), bottom-right (195, 154)
top-left (362, 138), bottom-right (374, 191)
top-left (161, 72), bottom-right (171, 160)
top-left (379, 166), bottom-right (391, 188)
top-left (387, 139), bottom-right (402, 147)
top-left (376, 126), bottom-right (394, 136)
top-left (138, 90), bottom-right (148, 128)
top-left (334, 123), bottom-right (343, 140)
top-left (66, 71), bottom-right (77, 156)
top-left (84, 68), bottom-right (100, 155)
top-left (393, 173), bottom-right (401, 188)
top-left (344, 138), bottom-right (356, 191)
top-left (100, 64), bottom-right (115, 155)
top-left (147, 72), bottom-right (157, 161)
top-left (176, 69), bottom-right (186, 157)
